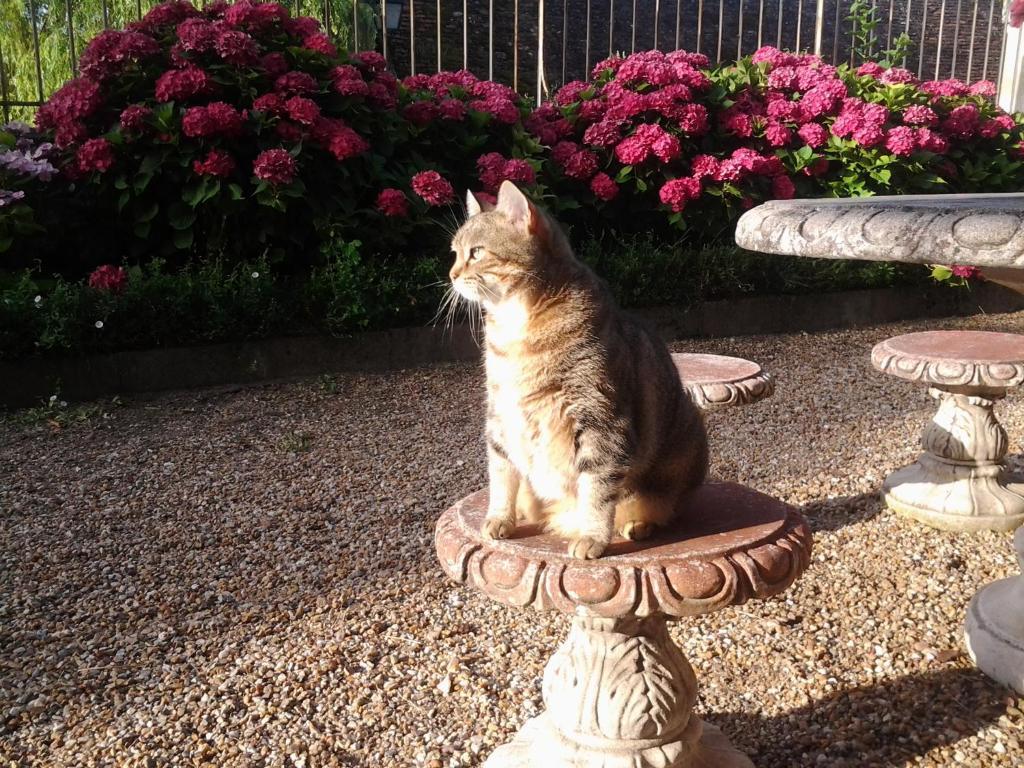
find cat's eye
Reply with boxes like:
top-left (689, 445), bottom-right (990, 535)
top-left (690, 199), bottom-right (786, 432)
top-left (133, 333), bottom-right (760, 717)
top-left (467, 247), bottom-right (485, 263)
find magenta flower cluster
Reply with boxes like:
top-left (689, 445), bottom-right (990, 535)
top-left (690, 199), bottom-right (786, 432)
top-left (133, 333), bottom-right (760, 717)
top-left (33, 0), bottom-right (388, 188)
top-left (529, 45), bottom-right (1021, 216)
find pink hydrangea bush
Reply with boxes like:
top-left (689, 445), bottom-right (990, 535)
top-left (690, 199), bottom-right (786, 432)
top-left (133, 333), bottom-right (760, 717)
top-left (30, 0), bottom-right (412, 269)
top-left (396, 69), bottom-right (543, 208)
top-left (531, 46), bottom-right (1023, 238)
top-left (15, 17), bottom-right (1024, 276)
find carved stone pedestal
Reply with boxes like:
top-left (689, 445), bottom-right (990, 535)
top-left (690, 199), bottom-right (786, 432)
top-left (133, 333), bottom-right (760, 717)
top-left (671, 353), bottom-right (775, 411)
top-left (435, 483), bottom-right (813, 768)
top-left (872, 331), bottom-right (1024, 532)
top-left (965, 527), bottom-right (1024, 695)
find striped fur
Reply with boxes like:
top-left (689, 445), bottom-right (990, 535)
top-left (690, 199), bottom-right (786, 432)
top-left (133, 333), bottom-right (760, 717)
top-left (450, 182), bottom-right (708, 559)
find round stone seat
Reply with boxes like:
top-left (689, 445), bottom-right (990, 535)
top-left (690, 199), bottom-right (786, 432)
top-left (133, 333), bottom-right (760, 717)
top-left (871, 330), bottom-right (1024, 532)
top-left (435, 482), bottom-right (812, 767)
top-left (671, 352), bottom-right (775, 411)
top-left (872, 330), bottom-right (1024, 389)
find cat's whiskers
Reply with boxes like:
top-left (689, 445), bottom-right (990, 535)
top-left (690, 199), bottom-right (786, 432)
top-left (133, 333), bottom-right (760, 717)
top-left (431, 286), bottom-right (461, 337)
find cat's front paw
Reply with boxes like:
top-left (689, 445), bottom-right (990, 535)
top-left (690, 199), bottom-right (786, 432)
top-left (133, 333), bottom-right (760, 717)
top-left (568, 536), bottom-right (607, 560)
top-left (482, 517), bottom-right (514, 540)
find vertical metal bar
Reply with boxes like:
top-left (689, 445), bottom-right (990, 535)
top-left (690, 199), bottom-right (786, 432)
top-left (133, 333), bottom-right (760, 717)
top-left (562, 0), bottom-right (568, 84)
top-left (833, 0), bottom-right (841, 63)
top-left (850, 2), bottom-right (856, 65)
top-left (758, 0), bottom-right (765, 49)
top-left (717, 0), bottom-right (723, 61)
top-left (609, 0), bottom-right (615, 56)
top-left (437, 0), bottom-right (442, 72)
top-left (868, 0), bottom-right (877, 54)
top-left (654, 0), bottom-right (660, 49)
top-left (950, 0), bottom-right (963, 78)
top-left (886, 0), bottom-right (896, 49)
top-left (410, 0), bottom-right (416, 75)
top-left (28, 0), bottom-right (45, 102)
top-left (676, 0), bottom-right (682, 49)
top-left (538, 0), bottom-right (546, 105)
top-left (967, 0), bottom-right (979, 80)
top-left (903, 0), bottom-right (912, 66)
top-left (0, 41), bottom-right (10, 123)
top-left (489, 0), bottom-right (494, 81)
top-left (813, 0), bottom-right (825, 54)
top-left (515, 0), bottom-right (521, 90)
top-left (66, 0), bottom-right (78, 77)
top-left (776, 0), bottom-right (783, 49)
top-left (381, 0), bottom-right (388, 62)
top-left (738, 0), bottom-right (744, 59)
top-left (795, 0), bottom-right (804, 51)
top-left (102, 0), bottom-right (110, 28)
top-left (697, 0), bottom-right (704, 54)
top-left (983, 0), bottom-right (996, 81)
top-left (631, 0), bottom-right (637, 53)
top-left (917, 1), bottom-right (928, 76)
top-left (137, 0), bottom-right (142, 21)
top-left (586, 0), bottom-right (592, 76)
top-left (935, 0), bottom-right (946, 80)
top-left (463, 0), bottom-right (468, 70)
top-left (996, 24), bottom-right (1007, 95)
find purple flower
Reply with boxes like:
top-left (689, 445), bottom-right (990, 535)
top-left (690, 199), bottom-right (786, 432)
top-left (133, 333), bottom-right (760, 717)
top-left (2, 121), bottom-right (34, 136)
top-left (0, 149), bottom-right (57, 181)
top-left (0, 189), bottom-right (26, 207)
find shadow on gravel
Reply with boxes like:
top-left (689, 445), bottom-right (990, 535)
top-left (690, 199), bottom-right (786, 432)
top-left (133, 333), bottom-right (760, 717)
top-left (798, 492), bottom-right (886, 534)
top-left (711, 668), bottom-right (1012, 768)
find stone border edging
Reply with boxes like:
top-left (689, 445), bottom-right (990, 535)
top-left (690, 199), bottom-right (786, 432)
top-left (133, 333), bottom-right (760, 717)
top-left (2, 282), bottom-right (1021, 408)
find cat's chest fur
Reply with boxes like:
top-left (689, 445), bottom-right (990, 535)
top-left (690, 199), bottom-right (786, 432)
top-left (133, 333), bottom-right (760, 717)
top-left (485, 299), bottom-right (575, 501)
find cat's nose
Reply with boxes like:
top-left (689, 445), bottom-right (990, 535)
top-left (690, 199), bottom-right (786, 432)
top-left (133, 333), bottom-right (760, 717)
top-left (449, 264), bottom-right (461, 281)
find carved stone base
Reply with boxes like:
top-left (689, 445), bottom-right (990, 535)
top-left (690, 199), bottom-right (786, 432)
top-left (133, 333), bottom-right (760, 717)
top-left (882, 387), bottom-right (1024, 532)
top-left (485, 713), bottom-right (754, 768)
top-left (964, 528), bottom-right (1024, 694)
top-left (483, 616), bottom-right (754, 768)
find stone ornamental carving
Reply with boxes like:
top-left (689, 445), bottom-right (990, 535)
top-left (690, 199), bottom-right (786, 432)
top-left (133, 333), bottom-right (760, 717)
top-left (871, 331), bottom-right (1024, 532)
top-left (671, 353), bottom-right (775, 411)
top-left (435, 482), bottom-right (813, 767)
top-left (734, 193), bottom-right (1024, 268)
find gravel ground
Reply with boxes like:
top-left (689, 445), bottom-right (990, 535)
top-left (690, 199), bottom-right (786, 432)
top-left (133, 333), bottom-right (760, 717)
top-left (2, 310), bottom-right (1024, 768)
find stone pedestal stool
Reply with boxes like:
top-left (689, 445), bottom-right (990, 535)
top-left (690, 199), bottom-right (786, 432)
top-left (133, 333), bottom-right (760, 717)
top-left (965, 527), bottom-right (1024, 694)
top-left (671, 353), bottom-right (775, 411)
top-left (871, 330), bottom-right (1024, 532)
top-left (435, 482), bottom-right (812, 767)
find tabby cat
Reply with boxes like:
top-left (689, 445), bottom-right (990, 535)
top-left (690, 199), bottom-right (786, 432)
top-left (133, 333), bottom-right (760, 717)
top-left (449, 181), bottom-right (708, 559)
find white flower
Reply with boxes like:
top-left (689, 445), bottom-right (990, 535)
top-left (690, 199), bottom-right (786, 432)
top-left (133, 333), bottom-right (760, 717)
top-left (48, 395), bottom-right (57, 404)
top-left (34, 295), bottom-right (42, 305)
top-left (251, 271), bottom-right (260, 279)
top-left (59, 400), bottom-right (67, 408)
top-left (95, 320), bottom-right (104, 329)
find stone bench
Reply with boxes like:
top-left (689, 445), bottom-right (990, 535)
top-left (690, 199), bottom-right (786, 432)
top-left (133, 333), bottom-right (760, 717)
top-left (435, 482), bottom-right (812, 767)
top-left (872, 330), bottom-right (1024, 532)
top-left (671, 353), bottom-right (775, 411)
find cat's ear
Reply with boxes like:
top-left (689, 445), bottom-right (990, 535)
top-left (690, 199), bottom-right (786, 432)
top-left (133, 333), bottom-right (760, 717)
top-left (496, 181), bottom-right (535, 231)
top-left (465, 190), bottom-right (492, 217)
